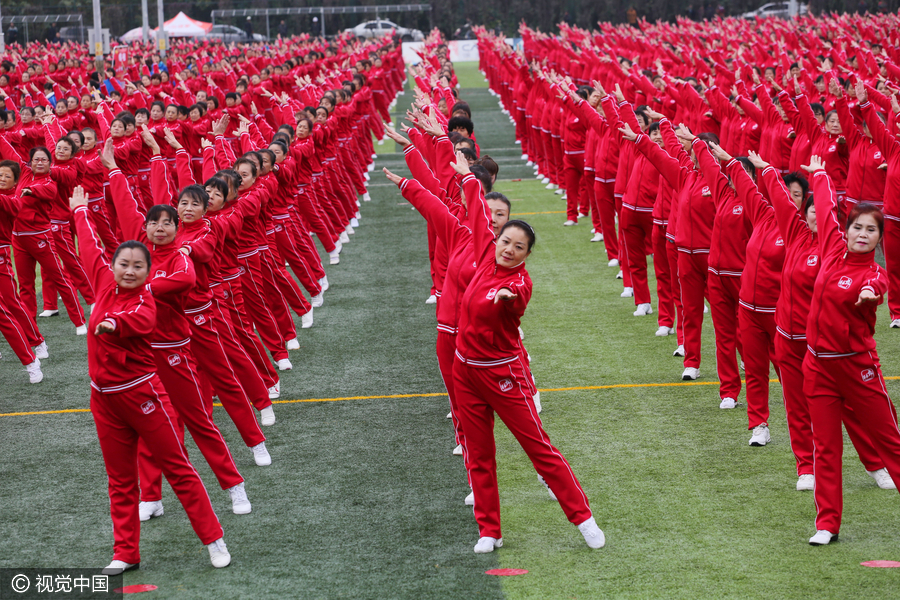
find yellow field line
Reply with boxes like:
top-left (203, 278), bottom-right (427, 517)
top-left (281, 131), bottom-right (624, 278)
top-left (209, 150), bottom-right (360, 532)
top-left (510, 211), bottom-right (566, 215)
top-left (4, 377), bottom-right (899, 418)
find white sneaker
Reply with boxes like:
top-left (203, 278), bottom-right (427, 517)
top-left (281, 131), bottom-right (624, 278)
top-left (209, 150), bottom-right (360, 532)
top-left (345, 225), bottom-right (355, 235)
top-left (260, 406), bottom-right (276, 426)
top-left (276, 358), bottom-right (292, 371)
top-left (541, 177), bottom-right (550, 184)
top-left (319, 276), bottom-right (330, 292)
top-left (33, 341), bottom-right (49, 359)
top-left (620, 287), bottom-right (634, 298)
top-left (615, 270), bottom-right (623, 280)
top-left (608, 259), bottom-right (619, 267)
top-left (563, 220), bottom-right (577, 226)
top-left (867, 468), bottom-right (897, 489)
top-left (208, 538), bottom-right (232, 568)
top-left (446, 411), bottom-right (452, 419)
top-left (75, 325), bottom-right (88, 335)
top-left (809, 530), bottom-right (837, 546)
top-left (521, 154), bottom-right (528, 160)
top-left (577, 517), bottom-right (606, 549)
top-left (533, 390), bottom-right (542, 413)
top-left (703, 304), bottom-right (709, 314)
top-left (633, 303), bottom-right (652, 316)
top-left (719, 397), bottom-right (737, 409)
top-left (301, 309), bottom-right (314, 329)
top-left (339, 231), bottom-right (350, 243)
top-left (138, 500), bottom-right (164, 522)
top-left (474, 537), bottom-right (503, 553)
top-left (425, 294), bottom-right (437, 305)
top-left (311, 292), bottom-right (324, 308)
top-left (355, 211), bottom-right (361, 219)
top-left (518, 326), bottom-right (525, 340)
top-left (590, 233), bottom-right (604, 242)
top-left (350, 217), bottom-right (359, 228)
top-left (682, 367), bottom-right (699, 380)
top-left (740, 360), bottom-right (745, 371)
top-left (228, 482), bottom-right (251, 514)
top-left (362, 192), bottom-right (371, 202)
top-left (367, 163), bottom-right (374, 172)
top-left (101, 560), bottom-right (139, 575)
top-left (251, 442), bottom-right (272, 466)
top-left (38, 309), bottom-right (59, 317)
top-left (749, 424), bottom-right (771, 446)
top-left (329, 250), bottom-right (340, 265)
top-left (465, 491), bottom-right (475, 506)
top-left (268, 382), bottom-right (280, 399)
top-left (891, 319), bottom-right (900, 328)
top-left (286, 337), bottom-right (300, 350)
top-left (577, 212), bottom-right (588, 219)
top-left (537, 474), bottom-right (557, 501)
top-left (526, 160), bottom-right (534, 167)
top-left (452, 444), bottom-right (463, 456)
top-left (797, 474), bottom-right (815, 491)
top-left (25, 359), bottom-right (43, 384)
top-left (554, 189), bottom-right (564, 195)
top-left (673, 345), bottom-right (685, 357)
top-left (655, 326), bottom-right (674, 337)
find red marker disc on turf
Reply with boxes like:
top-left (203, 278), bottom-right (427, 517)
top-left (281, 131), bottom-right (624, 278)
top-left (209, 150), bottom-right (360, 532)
top-left (115, 584), bottom-right (159, 593)
top-left (861, 561), bottom-right (900, 568)
top-left (485, 568), bottom-right (528, 576)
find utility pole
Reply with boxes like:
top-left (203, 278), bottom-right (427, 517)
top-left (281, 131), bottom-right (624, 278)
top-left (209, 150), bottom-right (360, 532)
top-left (93, 0), bottom-right (103, 59)
top-left (142, 0), bottom-right (150, 43)
top-left (157, 0), bottom-right (168, 57)
top-left (0, 4), bottom-right (5, 54)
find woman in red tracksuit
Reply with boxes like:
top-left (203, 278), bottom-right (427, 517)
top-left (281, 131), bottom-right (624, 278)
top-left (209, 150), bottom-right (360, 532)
top-left (69, 186), bottom-right (230, 573)
top-left (751, 154), bottom-right (890, 492)
top-left (102, 143), bottom-right (268, 522)
top-left (448, 156), bottom-right (604, 554)
top-left (834, 88), bottom-right (885, 214)
top-left (802, 158), bottom-right (900, 546)
top-left (0, 159), bottom-right (46, 382)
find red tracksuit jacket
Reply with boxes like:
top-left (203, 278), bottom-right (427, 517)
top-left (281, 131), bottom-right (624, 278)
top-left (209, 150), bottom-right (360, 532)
top-left (696, 145), bottom-right (751, 277)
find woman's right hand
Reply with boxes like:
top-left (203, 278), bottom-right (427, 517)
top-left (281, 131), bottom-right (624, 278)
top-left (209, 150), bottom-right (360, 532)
top-left (801, 154), bottom-right (825, 173)
top-left (95, 320), bottom-right (116, 335)
top-left (382, 167), bottom-right (403, 185)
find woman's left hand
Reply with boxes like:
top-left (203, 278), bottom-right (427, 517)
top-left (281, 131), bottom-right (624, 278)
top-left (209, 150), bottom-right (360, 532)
top-left (494, 288), bottom-right (517, 304)
top-left (855, 289), bottom-right (881, 306)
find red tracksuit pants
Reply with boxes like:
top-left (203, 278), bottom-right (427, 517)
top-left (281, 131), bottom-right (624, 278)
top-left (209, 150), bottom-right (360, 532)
top-left (653, 225), bottom-right (675, 329)
top-left (295, 188), bottom-right (338, 253)
top-left (677, 251), bottom-right (709, 369)
top-left (91, 375), bottom-right (223, 564)
top-left (776, 336), bottom-right (883, 476)
top-left (213, 282), bottom-right (279, 394)
top-left (666, 240), bottom-right (685, 346)
top-left (563, 152), bottom-right (586, 221)
top-left (551, 135), bottom-right (564, 184)
top-left (741, 307), bottom-right (780, 429)
top-left (453, 355), bottom-right (593, 539)
top-left (593, 179), bottom-right (618, 260)
top-left (138, 346), bottom-right (244, 502)
top-left (436, 331), bottom-right (467, 454)
top-left (804, 350), bottom-right (900, 533)
top-left (274, 215), bottom-right (324, 296)
top-left (12, 231), bottom-right (85, 326)
top-left (237, 253), bottom-right (288, 362)
top-left (620, 208), bottom-right (654, 305)
top-left (87, 197), bottom-right (119, 259)
top-left (259, 244), bottom-right (309, 336)
top-left (582, 168), bottom-right (596, 220)
top-left (883, 218), bottom-right (900, 320)
top-left (42, 221), bottom-right (95, 310)
top-left (707, 273), bottom-right (742, 401)
top-left (0, 246), bottom-right (42, 364)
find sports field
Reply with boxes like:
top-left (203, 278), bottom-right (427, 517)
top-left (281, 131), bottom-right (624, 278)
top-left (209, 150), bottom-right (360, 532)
top-left (1, 62), bottom-right (899, 599)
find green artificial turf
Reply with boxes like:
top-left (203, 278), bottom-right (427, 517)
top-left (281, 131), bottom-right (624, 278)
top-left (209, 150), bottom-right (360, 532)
top-left (1, 62), bottom-right (899, 599)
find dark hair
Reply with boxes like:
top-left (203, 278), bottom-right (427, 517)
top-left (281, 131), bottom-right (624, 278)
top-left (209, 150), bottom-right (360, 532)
top-left (450, 101), bottom-right (471, 118)
top-left (576, 85), bottom-right (592, 101)
top-left (697, 132), bottom-right (720, 147)
top-left (846, 203), bottom-right (884, 238)
top-left (477, 155), bottom-right (499, 179)
top-left (447, 116), bottom-right (474, 136)
top-left (448, 131), bottom-right (464, 145)
top-left (278, 123), bottom-right (296, 138)
top-left (500, 220), bottom-right (536, 251)
top-left (0, 159), bottom-right (21, 182)
top-left (647, 122), bottom-right (661, 134)
top-left (146, 204), bottom-right (179, 228)
top-left (233, 157), bottom-right (257, 177)
top-left (783, 173), bottom-right (809, 202)
top-left (455, 137), bottom-right (476, 151)
top-left (485, 191), bottom-right (510, 211)
top-left (734, 157), bottom-right (756, 181)
top-left (207, 96), bottom-right (220, 109)
top-left (215, 170), bottom-right (241, 195)
top-left (55, 136), bottom-right (77, 155)
top-left (29, 146), bottom-right (51, 163)
top-left (241, 151), bottom-right (263, 168)
top-left (113, 240), bottom-right (151, 269)
top-left (803, 194), bottom-right (815, 216)
top-left (459, 147), bottom-right (478, 163)
top-left (135, 107), bottom-right (150, 119)
top-left (469, 164), bottom-right (492, 193)
top-left (67, 130), bottom-right (85, 145)
top-left (258, 149), bottom-right (276, 167)
top-left (150, 100), bottom-right (165, 114)
top-left (188, 103), bottom-right (206, 116)
top-left (225, 92), bottom-right (239, 103)
top-left (269, 140), bottom-right (289, 156)
top-left (204, 176), bottom-right (230, 200)
top-left (178, 185), bottom-right (209, 210)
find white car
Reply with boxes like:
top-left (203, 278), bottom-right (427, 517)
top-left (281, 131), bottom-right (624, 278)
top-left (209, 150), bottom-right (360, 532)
top-left (344, 19), bottom-right (424, 42)
top-left (741, 2), bottom-right (808, 18)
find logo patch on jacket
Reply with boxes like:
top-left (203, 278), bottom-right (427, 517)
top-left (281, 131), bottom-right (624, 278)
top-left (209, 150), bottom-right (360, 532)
top-left (51, 224), bottom-right (58, 232)
top-left (486, 288), bottom-right (498, 300)
top-left (155, 271), bottom-right (166, 278)
top-left (775, 237), bottom-right (784, 246)
top-left (838, 276), bottom-right (853, 289)
top-left (92, 204), bottom-right (100, 212)
top-left (807, 255), bottom-right (818, 266)
top-left (141, 400), bottom-right (156, 414)
top-left (499, 378), bottom-right (514, 392)
top-left (874, 151), bottom-right (882, 160)
top-left (37, 241), bottom-right (46, 248)
top-left (701, 186), bottom-right (711, 197)
top-left (168, 353), bottom-right (182, 366)
top-left (861, 368), bottom-right (875, 382)
top-left (732, 205), bottom-right (743, 215)
top-left (193, 314), bottom-right (206, 326)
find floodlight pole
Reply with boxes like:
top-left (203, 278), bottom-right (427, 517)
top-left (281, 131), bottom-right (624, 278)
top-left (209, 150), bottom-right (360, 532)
top-left (321, 8), bottom-right (326, 38)
top-left (142, 0), bottom-right (150, 43)
top-left (157, 0), bottom-right (168, 57)
top-left (92, 0), bottom-right (103, 58)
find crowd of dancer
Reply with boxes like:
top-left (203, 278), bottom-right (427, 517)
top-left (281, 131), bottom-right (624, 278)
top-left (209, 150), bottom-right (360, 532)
top-left (475, 12), bottom-right (900, 547)
top-left (0, 30), bottom-right (404, 571)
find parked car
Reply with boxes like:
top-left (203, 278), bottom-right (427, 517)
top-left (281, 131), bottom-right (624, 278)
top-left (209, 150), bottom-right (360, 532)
top-left (344, 19), bottom-right (424, 42)
top-left (740, 2), bottom-right (808, 18)
top-left (204, 24), bottom-right (266, 44)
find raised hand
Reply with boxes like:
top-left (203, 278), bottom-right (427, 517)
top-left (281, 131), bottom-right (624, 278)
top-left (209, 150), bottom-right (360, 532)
top-left (747, 150), bottom-right (770, 170)
top-left (100, 138), bottom-right (117, 170)
top-left (139, 124), bottom-right (160, 154)
top-left (493, 288), bottom-right (518, 304)
top-left (618, 122), bottom-right (638, 142)
top-left (163, 127), bottom-right (182, 150)
top-left (801, 154), bottom-right (825, 173)
top-left (450, 150), bottom-right (471, 176)
top-left (69, 185), bottom-right (88, 210)
top-left (708, 142), bottom-right (732, 162)
top-left (382, 167), bottom-right (403, 185)
top-left (383, 126), bottom-right (410, 147)
top-left (674, 123), bottom-right (696, 143)
top-left (855, 80), bottom-right (868, 104)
